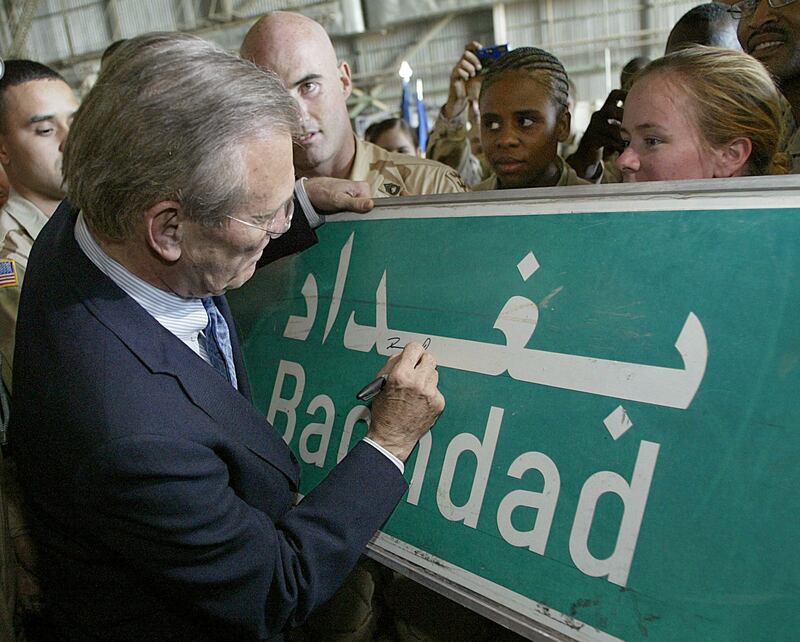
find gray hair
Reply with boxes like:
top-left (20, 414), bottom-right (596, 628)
top-left (63, 32), bottom-right (300, 240)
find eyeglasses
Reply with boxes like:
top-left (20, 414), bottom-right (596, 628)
top-left (225, 200), bottom-right (294, 240)
top-left (728, 0), bottom-right (799, 19)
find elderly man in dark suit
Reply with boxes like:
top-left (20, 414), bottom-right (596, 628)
top-left (9, 33), bottom-right (444, 641)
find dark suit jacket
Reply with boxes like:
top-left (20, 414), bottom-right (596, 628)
top-left (9, 201), bottom-right (407, 640)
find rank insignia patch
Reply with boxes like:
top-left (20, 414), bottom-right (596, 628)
top-left (383, 182), bottom-right (401, 196)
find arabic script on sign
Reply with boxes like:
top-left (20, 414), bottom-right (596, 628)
top-left (284, 233), bottom-right (708, 410)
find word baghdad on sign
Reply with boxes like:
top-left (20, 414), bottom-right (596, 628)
top-left (268, 231), bottom-right (707, 586)
top-left (228, 181), bottom-right (800, 641)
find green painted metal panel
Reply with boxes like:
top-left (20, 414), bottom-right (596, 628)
top-left (227, 184), bottom-right (800, 641)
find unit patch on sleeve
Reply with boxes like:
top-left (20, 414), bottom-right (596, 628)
top-left (383, 182), bottom-right (401, 196)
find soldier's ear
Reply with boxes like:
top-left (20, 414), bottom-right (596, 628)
top-left (338, 61), bottom-right (352, 100)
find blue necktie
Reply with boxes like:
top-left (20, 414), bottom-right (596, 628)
top-left (200, 297), bottom-right (238, 390)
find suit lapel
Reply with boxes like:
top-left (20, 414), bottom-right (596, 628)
top-left (54, 203), bottom-right (299, 487)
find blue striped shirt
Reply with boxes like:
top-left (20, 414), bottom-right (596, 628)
top-left (73, 206), bottom-right (403, 473)
top-left (74, 212), bottom-right (210, 361)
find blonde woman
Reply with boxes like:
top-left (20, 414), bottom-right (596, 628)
top-left (617, 46), bottom-right (788, 181)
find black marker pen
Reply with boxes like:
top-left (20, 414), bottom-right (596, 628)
top-left (356, 374), bottom-right (388, 401)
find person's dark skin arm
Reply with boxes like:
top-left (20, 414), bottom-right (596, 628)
top-left (567, 89), bottom-right (626, 181)
top-left (442, 42), bottom-right (483, 120)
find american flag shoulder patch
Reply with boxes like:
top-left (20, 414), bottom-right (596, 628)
top-left (0, 259), bottom-right (19, 288)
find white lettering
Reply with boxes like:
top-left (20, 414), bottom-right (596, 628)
top-left (496, 451), bottom-right (560, 555)
top-left (299, 394), bottom-right (335, 468)
top-left (436, 406), bottom-right (503, 528)
top-left (407, 431), bottom-right (432, 506)
top-left (337, 405), bottom-right (371, 463)
top-left (568, 440), bottom-right (660, 587)
top-left (267, 360), bottom-right (306, 444)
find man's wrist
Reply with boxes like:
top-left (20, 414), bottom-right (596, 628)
top-left (294, 177), bottom-right (325, 230)
top-left (364, 429), bottom-right (417, 464)
top-left (362, 437), bottom-right (405, 473)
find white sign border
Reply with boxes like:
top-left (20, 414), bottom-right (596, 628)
top-left (367, 532), bottom-right (623, 642)
top-left (330, 175), bottom-right (800, 222)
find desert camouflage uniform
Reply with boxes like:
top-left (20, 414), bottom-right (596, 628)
top-left (426, 108), bottom-right (490, 187)
top-left (0, 191), bottom-right (49, 391)
top-left (351, 137), bottom-right (466, 196)
top-left (472, 156), bottom-right (590, 190)
top-left (778, 96), bottom-right (800, 173)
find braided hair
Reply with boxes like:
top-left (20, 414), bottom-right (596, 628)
top-left (479, 47), bottom-right (570, 116)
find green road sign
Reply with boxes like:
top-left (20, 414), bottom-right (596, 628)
top-left (227, 179), bottom-right (800, 641)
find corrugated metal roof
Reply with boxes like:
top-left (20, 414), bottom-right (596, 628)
top-left (2, 0), bottom-right (709, 111)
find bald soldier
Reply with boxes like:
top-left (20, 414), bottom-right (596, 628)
top-left (665, 3), bottom-right (742, 54)
top-left (241, 12), bottom-right (466, 197)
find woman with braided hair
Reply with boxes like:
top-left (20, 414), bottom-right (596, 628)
top-left (617, 45), bottom-right (788, 181)
top-left (473, 46), bottom-right (589, 190)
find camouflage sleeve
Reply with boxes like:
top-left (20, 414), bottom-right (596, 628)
top-left (434, 166), bottom-right (469, 194)
top-left (599, 158), bottom-right (623, 184)
top-left (426, 109), bottom-right (470, 170)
